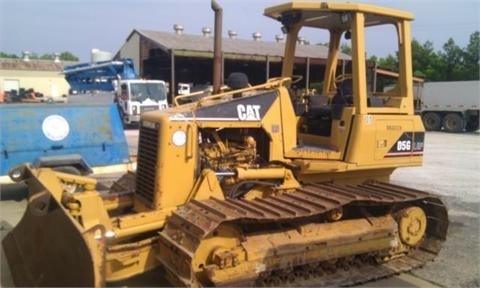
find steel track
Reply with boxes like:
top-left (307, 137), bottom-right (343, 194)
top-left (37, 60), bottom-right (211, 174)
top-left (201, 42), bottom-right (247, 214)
top-left (158, 180), bottom-right (448, 286)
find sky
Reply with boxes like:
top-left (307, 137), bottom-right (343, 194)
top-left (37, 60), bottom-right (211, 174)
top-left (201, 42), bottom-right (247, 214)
top-left (0, 0), bottom-right (479, 62)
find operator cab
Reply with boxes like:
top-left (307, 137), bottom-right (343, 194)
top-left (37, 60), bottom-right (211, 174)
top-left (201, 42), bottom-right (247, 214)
top-left (265, 2), bottom-right (415, 161)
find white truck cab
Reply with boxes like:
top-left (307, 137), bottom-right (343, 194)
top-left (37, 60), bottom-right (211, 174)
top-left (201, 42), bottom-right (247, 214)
top-left (178, 83), bottom-right (192, 95)
top-left (117, 79), bottom-right (168, 125)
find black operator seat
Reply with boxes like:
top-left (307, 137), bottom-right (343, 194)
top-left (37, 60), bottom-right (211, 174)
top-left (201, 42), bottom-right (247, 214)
top-left (304, 94), bottom-right (332, 136)
top-left (331, 78), bottom-right (353, 120)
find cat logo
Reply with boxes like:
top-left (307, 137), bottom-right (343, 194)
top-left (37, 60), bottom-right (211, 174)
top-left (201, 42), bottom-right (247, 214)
top-left (237, 104), bottom-right (261, 121)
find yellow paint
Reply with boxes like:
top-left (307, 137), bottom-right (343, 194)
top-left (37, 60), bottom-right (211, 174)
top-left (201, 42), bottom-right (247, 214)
top-left (3, 2), bottom-right (435, 287)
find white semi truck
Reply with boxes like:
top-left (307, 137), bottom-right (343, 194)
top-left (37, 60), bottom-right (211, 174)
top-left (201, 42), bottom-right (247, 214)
top-left (415, 81), bottom-right (479, 133)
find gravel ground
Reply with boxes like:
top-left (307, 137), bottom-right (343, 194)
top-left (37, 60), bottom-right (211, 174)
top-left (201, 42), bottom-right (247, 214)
top-left (391, 131), bottom-right (480, 288)
top-left (1, 131), bottom-right (478, 287)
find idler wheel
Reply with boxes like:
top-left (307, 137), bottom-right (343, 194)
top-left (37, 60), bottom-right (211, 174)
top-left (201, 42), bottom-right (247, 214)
top-left (397, 206), bottom-right (427, 246)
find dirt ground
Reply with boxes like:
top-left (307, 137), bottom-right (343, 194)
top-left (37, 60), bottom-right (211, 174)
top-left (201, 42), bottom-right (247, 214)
top-left (1, 131), bottom-right (478, 287)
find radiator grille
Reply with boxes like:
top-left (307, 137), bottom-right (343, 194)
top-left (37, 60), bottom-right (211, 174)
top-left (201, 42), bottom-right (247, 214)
top-left (140, 105), bottom-right (159, 113)
top-left (135, 123), bottom-right (159, 206)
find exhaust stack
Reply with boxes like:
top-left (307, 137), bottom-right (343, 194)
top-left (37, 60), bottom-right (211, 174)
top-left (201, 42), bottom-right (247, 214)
top-left (211, 0), bottom-right (222, 94)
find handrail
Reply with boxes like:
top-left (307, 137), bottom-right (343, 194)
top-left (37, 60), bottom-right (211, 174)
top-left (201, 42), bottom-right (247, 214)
top-left (196, 77), bottom-right (291, 107)
top-left (174, 90), bottom-right (209, 107)
top-left (173, 77), bottom-right (291, 107)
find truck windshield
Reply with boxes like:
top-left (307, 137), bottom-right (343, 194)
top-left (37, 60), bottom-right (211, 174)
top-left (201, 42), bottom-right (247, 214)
top-left (130, 83), bottom-right (166, 102)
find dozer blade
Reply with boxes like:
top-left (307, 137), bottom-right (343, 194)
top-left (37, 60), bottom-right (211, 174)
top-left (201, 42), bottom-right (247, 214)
top-left (2, 165), bottom-right (106, 287)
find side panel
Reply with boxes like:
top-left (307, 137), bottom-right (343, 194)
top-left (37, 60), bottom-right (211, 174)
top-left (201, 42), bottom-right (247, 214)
top-left (0, 103), bottom-right (130, 175)
top-left (421, 81), bottom-right (480, 112)
top-left (135, 114), bottom-right (198, 210)
top-left (345, 114), bottom-right (424, 167)
top-left (156, 119), bottom-right (198, 209)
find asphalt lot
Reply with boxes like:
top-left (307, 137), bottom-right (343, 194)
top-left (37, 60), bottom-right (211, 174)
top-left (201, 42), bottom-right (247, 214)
top-left (1, 130), bottom-right (478, 287)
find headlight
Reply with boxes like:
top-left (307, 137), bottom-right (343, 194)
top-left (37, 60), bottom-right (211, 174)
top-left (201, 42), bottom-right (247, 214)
top-left (172, 130), bottom-right (187, 147)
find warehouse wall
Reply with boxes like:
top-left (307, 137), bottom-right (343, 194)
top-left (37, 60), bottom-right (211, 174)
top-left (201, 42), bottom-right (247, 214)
top-left (0, 70), bottom-right (70, 101)
top-left (117, 32), bottom-right (141, 74)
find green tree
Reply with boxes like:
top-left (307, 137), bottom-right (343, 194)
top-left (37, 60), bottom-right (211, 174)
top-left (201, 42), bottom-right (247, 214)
top-left (368, 54), bottom-right (398, 91)
top-left (28, 52), bottom-right (40, 59)
top-left (371, 32), bottom-right (480, 82)
top-left (377, 53), bottom-right (398, 71)
top-left (40, 53), bottom-right (55, 60)
top-left (340, 43), bottom-right (351, 55)
top-left (440, 38), bottom-right (464, 80)
top-left (368, 55), bottom-right (378, 63)
top-left (0, 51), bottom-right (79, 61)
top-left (0, 52), bottom-right (19, 58)
top-left (411, 39), bottom-right (444, 80)
top-left (462, 31), bottom-right (480, 80)
top-left (59, 51), bottom-right (79, 61)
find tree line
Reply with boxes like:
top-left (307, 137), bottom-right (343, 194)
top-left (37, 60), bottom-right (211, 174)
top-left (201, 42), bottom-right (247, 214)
top-left (2, 31), bottom-right (479, 82)
top-left (0, 51), bottom-right (79, 61)
top-left (368, 31), bottom-right (480, 82)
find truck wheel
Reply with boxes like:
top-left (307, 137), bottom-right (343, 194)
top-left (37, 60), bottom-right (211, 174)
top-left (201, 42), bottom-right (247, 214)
top-left (422, 112), bottom-right (442, 131)
top-left (465, 118), bottom-right (479, 132)
top-left (443, 113), bottom-right (464, 133)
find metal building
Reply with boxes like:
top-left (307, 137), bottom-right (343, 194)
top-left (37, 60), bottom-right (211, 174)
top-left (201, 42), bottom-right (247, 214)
top-left (0, 56), bottom-right (76, 102)
top-left (117, 28), bottom-right (350, 102)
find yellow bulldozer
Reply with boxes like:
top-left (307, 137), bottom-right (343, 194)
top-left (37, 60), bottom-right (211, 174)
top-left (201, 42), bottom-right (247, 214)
top-left (3, 1), bottom-right (448, 287)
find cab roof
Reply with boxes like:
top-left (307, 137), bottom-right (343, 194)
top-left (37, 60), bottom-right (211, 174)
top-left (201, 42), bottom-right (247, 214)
top-left (264, 2), bottom-right (414, 30)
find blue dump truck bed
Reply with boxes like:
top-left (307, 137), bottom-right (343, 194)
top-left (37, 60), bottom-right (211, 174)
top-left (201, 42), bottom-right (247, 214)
top-left (0, 103), bottom-right (130, 177)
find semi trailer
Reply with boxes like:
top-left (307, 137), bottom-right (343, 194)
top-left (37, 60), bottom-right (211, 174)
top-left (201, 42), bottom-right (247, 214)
top-left (416, 80), bottom-right (479, 133)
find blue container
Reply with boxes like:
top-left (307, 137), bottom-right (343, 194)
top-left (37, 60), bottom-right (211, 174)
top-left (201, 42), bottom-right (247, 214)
top-left (0, 103), bottom-right (130, 176)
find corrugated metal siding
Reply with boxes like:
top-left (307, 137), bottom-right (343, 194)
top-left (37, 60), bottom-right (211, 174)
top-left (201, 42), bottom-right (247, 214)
top-left (118, 33), bottom-right (142, 73)
top-left (422, 81), bottom-right (480, 110)
top-left (133, 29), bottom-right (350, 61)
